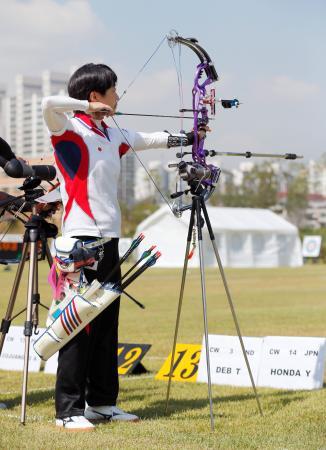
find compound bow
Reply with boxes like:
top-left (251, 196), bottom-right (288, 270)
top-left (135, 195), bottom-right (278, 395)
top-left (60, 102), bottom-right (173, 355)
top-left (112, 31), bottom-right (301, 217)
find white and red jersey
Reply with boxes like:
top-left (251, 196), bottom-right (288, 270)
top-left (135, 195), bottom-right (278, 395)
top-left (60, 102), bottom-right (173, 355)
top-left (42, 96), bottom-right (168, 238)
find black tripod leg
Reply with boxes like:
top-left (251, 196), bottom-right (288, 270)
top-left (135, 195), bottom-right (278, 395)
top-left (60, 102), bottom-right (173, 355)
top-left (195, 197), bottom-right (215, 431)
top-left (36, 242), bottom-right (53, 311)
top-left (0, 242), bottom-right (29, 355)
top-left (165, 199), bottom-right (196, 414)
top-left (44, 242), bottom-right (53, 268)
top-left (200, 198), bottom-right (263, 417)
top-left (21, 232), bottom-right (38, 425)
top-left (31, 245), bottom-right (41, 331)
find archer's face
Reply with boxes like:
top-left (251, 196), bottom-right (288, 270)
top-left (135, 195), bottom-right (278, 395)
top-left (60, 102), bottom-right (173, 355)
top-left (97, 86), bottom-right (119, 111)
top-left (89, 86), bottom-right (119, 120)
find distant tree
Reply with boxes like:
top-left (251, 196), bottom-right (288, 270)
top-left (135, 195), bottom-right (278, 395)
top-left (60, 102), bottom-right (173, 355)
top-left (241, 163), bottom-right (278, 207)
top-left (285, 164), bottom-right (308, 226)
top-left (210, 177), bottom-right (236, 206)
top-left (219, 162), bottom-right (278, 208)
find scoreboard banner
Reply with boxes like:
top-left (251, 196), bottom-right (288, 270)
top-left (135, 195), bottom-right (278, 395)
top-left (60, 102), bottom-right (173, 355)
top-left (157, 336), bottom-right (326, 390)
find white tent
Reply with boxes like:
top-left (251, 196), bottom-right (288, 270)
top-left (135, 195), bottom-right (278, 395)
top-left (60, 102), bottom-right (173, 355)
top-left (135, 206), bottom-right (303, 268)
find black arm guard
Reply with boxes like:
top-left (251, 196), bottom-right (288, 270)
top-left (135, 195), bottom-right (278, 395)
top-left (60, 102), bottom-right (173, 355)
top-left (167, 131), bottom-right (195, 148)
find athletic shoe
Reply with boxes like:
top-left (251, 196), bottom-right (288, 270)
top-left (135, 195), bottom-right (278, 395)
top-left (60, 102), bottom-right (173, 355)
top-left (55, 415), bottom-right (95, 431)
top-left (85, 405), bottom-right (139, 422)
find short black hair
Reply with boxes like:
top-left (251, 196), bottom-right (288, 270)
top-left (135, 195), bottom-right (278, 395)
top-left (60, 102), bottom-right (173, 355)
top-left (68, 63), bottom-right (117, 100)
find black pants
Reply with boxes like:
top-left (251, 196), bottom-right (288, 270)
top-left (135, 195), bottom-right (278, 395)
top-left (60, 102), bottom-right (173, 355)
top-left (55, 238), bottom-right (121, 419)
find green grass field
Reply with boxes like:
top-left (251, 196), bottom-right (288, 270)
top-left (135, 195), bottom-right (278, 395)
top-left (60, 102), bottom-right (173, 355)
top-left (0, 263), bottom-right (326, 449)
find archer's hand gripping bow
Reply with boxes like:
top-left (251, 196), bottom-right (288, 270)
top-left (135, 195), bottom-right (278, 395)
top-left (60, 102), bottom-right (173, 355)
top-left (167, 33), bottom-right (239, 216)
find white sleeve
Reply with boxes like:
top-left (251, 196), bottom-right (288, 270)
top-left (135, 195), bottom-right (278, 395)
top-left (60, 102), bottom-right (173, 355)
top-left (42, 96), bottom-right (89, 135)
top-left (133, 131), bottom-right (169, 151)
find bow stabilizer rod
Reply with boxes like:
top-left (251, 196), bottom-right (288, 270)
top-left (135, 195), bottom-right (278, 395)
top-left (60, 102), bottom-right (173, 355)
top-left (176, 150), bottom-right (304, 160)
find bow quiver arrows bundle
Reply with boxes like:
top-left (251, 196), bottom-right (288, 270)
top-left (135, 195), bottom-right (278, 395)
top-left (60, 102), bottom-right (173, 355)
top-left (33, 280), bottom-right (120, 360)
top-left (33, 234), bottom-right (161, 360)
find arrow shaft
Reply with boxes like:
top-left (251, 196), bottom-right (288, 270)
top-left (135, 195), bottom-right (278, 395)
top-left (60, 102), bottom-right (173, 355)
top-left (115, 112), bottom-right (195, 119)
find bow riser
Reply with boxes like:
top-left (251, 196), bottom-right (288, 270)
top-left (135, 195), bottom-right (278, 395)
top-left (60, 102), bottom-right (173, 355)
top-left (192, 62), bottom-right (212, 166)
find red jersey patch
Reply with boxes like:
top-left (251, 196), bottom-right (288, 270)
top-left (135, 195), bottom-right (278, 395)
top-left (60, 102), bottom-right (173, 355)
top-left (119, 143), bottom-right (130, 158)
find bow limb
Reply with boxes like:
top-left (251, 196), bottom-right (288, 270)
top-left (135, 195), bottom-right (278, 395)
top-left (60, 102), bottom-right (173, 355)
top-left (168, 34), bottom-right (219, 83)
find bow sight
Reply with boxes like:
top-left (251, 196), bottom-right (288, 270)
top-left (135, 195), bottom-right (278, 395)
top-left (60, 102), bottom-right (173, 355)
top-left (168, 159), bottom-right (220, 199)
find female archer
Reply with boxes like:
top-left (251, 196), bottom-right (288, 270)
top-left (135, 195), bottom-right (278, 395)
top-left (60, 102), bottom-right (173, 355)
top-left (42, 62), bottom-right (197, 430)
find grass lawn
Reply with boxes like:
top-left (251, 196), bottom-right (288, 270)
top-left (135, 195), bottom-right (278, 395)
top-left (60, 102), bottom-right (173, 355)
top-left (0, 262), bottom-right (325, 449)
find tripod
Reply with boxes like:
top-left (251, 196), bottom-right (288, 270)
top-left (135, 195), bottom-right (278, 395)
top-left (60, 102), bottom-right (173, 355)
top-left (165, 186), bottom-right (263, 431)
top-left (0, 185), bottom-right (57, 424)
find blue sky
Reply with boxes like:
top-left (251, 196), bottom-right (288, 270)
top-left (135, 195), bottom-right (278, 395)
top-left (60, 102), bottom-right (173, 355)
top-left (0, 0), bottom-right (325, 168)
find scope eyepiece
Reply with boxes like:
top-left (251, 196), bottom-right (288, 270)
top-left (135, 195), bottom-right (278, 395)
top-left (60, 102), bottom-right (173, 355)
top-left (0, 136), bottom-right (56, 181)
top-left (4, 159), bottom-right (56, 181)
